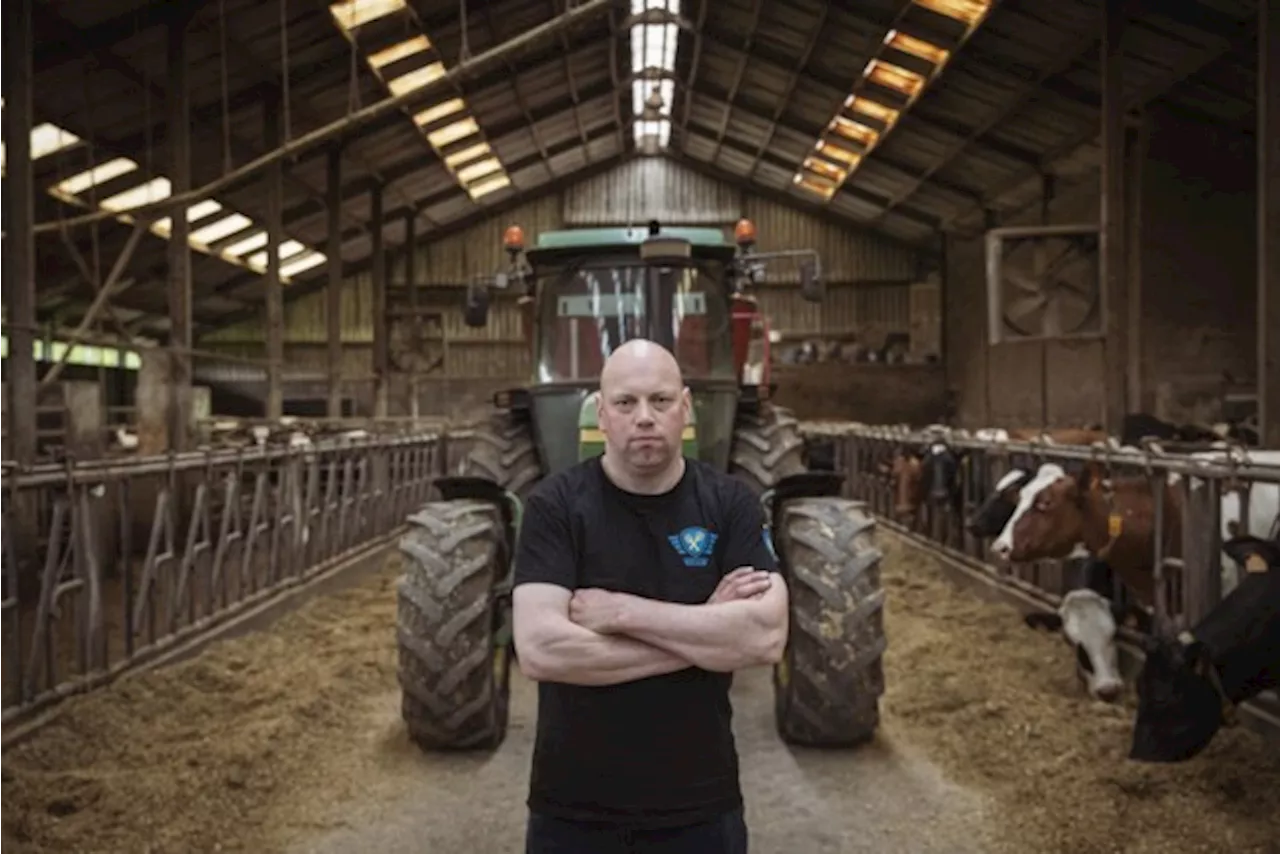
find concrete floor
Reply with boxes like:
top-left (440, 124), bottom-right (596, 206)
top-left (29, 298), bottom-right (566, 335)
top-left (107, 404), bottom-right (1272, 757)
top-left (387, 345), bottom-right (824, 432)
top-left (280, 666), bottom-right (993, 854)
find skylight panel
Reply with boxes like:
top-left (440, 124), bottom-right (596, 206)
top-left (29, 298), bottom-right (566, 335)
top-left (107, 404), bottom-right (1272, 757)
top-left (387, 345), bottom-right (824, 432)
top-left (627, 2), bottom-right (681, 152)
top-left (327, 12), bottom-right (511, 209)
top-left (53, 157), bottom-right (139, 197)
top-left (814, 140), bottom-right (863, 169)
top-left (387, 61), bottom-right (446, 96)
top-left (802, 156), bottom-right (847, 184)
top-left (428, 117), bottom-right (480, 149)
top-left (631, 24), bottom-right (677, 72)
top-left (150, 200), bottom-right (224, 239)
top-left (846, 96), bottom-right (900, 128)
top-left (329, 0), bottom-right (406, 31)
top-left (223, 231), bottom-right (270, 257)
top-left (444, 142), bottom-right (491, 169)
top-left (863, 59), bottom-right (926, 98)
top-left (98, 177), bottom-right (172, 212)
top-left (31, 123), bottom-right (82, 160)
top-left (369, 36), bottom-right (431, 69)
top-left (455, 157), bottom-right (503, 184)
top-left (190, 213), bottom-right (254, 246)
top-left (633, 119), bottom-right (671, 147)
top-left (884, 30), bottom-right (950, 67)
top-left (280, 252), bottom-right (327, 279)
top-left (0, 123), bottom-right (84, 171)
top-left (414, 98), bottom-right (465, 127)
top-left (467, 173), bottom-right (511, 200)
top-left (795, 0), bottom-right (991, 202)
top-left (913, 0), bottom-right (991, 28)
top-left (829, 116), bottom-right (880, 148)
top-left (793, 172), bottom-right (837, 199)
top-left (247, 240), bottom-right (308, 269)
top-left (630, 0), bottom-right (681, 13)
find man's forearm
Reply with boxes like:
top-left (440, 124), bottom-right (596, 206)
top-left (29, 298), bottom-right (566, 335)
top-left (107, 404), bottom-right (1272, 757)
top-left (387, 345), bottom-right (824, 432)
top-left (517, 620), bottom-right (693, 686)
top-left (612, 590), bottom-right (787, 672)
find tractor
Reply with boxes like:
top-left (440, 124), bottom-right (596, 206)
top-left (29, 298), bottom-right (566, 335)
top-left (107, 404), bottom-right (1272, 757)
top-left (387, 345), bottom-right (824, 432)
top-left (394, 218), bottom-right (886, 753)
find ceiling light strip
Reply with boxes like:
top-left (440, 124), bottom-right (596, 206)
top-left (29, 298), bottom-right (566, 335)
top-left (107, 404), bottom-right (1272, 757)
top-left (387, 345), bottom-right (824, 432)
top-left (792, 0), bottom-right (994, 202)
top-left (328, 0), bottom-right (514, 202)
top-left (629, 0), bottom-right (682, 150)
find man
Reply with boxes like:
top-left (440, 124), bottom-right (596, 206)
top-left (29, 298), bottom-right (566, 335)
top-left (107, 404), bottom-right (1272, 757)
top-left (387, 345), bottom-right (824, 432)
top-left (512, 338), bottom-right (789, 853)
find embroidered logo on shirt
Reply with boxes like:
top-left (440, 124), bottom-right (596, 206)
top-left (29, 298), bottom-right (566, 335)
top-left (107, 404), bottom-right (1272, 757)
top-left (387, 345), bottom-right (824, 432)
top-left (668, 526), bottom-right (718, 567)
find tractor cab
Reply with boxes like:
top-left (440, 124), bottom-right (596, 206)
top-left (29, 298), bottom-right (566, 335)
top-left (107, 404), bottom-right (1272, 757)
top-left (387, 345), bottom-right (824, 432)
top-left (463, 219), bottom-right (823, 478)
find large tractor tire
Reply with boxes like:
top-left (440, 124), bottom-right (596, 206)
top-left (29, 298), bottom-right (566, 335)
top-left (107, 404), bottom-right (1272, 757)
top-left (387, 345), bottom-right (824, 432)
top-left (457, 411), bottom-right (541, 499)
top-left (729, 403), bottom-right (807, 496)
top-left (396, 498), bottom-right (513, 751)
top-left (773, 496), bottom-right (886, 747)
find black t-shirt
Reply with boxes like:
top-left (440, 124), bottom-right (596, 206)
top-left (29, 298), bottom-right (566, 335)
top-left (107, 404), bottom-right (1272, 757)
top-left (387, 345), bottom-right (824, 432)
top-left (513, 455), bottom-right (779, 829)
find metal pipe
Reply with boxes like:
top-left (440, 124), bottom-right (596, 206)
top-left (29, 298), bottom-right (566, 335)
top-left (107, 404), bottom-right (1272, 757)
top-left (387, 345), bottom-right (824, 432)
top-left (38, 224), bottom-right (147, 390)
top-left (30, 0), bottom-right (615, 235)
top-left (327, 147), bottom-right (344, 419)
top-left (1261, 0), bottom-right (1280, 448)
top-left (4, 0), bottom-right (39, 463)
top-left (265, 98), bottom-right (285, 420)
top-left (168, 14), bottom-right (194, 452)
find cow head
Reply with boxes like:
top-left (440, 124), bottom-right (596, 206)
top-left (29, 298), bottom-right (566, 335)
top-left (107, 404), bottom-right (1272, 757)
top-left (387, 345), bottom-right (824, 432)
top-left (966, 468), bottom-right (1031, 538)
top-left (991, 464), bottom-right (1090, 562)
top-left (1024, 588), bottom-right (1124, 702)
top-left (1128, 633), bottom-right (1223, 763)
top-left (884, 449), bottom-right (926, 522)
top-left (881, 442), bottom-right (968, 524)
top-left (920, 441), bottom-right (966, 512)
top-left (1129, 534), bottom-right (1279, 763)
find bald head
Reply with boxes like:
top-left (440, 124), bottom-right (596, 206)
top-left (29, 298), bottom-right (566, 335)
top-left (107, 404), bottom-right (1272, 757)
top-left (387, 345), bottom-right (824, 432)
top-left (596, 338), bottom-right (691, 491)
top-left (600, 338), bottom-right (683, 396)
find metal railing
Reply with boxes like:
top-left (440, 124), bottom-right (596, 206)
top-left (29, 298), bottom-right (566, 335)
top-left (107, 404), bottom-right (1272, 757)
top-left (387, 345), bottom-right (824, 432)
top-left (1, 430), bottom-right (461, 726)
top-left (800, 422), bottom-right (1280, 717)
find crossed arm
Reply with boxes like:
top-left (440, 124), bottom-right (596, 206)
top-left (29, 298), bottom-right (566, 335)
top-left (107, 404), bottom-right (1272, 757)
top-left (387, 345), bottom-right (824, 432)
top-left (513, 568), bottom-right (789, 687)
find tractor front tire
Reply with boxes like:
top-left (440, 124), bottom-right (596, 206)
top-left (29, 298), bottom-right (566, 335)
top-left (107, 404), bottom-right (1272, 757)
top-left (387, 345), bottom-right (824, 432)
top-left (773, 496), bottom-right (886, 747)
top-left (729, 403), bottom-right (807, 496)
top-left (396, 499), bottom-right (512, 751)
top-left (458, 411), bottom-right (541, 499)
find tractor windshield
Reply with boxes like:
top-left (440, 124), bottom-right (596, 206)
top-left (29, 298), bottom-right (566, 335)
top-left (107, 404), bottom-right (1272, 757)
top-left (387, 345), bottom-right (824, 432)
top-left (534, 258), bottom-right (735, 383)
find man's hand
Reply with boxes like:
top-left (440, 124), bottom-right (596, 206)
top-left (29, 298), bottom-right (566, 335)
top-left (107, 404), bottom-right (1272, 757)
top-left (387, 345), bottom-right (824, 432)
top-left (707, 567), bottom-right (773, 604)
top-left (568, 588), bottom-right (630, 634)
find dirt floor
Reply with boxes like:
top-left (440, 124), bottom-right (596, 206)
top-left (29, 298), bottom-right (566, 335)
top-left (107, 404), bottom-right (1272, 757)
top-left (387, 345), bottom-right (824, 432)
top-left (3, 529), bottom-right (1279, 853)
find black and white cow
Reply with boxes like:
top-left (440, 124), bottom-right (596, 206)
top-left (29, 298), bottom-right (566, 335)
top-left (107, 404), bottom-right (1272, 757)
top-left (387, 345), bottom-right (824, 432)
top-left (1128, 534), bottom-right (1280, 763)
top-left (1024, 585), bottom-right (1126, 702)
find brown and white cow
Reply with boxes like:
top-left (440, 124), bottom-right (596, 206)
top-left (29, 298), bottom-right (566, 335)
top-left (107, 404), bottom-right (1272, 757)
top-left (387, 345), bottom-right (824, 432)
top-left (989, 462), bottom-right (1183, 608)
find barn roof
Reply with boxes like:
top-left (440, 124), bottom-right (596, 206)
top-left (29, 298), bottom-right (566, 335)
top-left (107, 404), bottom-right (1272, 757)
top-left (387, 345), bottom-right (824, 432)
top-left (10, 0), bottom-right (1258, 340)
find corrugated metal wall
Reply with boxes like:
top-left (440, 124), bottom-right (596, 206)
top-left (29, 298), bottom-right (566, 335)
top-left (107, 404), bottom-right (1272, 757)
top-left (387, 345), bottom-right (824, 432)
top-left (199, 158), bottom-right (936, 397)
top-left (562, 158), bottom-right (741, 225)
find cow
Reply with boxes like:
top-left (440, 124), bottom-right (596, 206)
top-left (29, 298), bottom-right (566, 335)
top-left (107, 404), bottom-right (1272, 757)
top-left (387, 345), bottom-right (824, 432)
top-left (1120, 411), bottom-right (1260, 449)
top-left (881, 440), bottom-right (967, 526)
top-left (990, 452), bottom-right (1280, 602)
top-left (1024, 586), bottom-right (1126, 702)
top-left (988, 463), bottom-right (1186, 613)
top-left (1128, 533), bottom-right (1280, 763)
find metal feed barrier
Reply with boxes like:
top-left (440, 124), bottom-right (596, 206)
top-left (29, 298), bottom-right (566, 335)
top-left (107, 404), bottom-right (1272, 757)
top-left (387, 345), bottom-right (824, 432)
top-left (799, 422), bottom-right (1280, 728)
top-left (1, 431), bottom-right (460, 730)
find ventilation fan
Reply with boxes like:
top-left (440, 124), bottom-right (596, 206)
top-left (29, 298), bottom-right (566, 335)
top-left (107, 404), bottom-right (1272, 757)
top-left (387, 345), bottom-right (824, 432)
top-left (985, 225), bottom-right (1104, 345)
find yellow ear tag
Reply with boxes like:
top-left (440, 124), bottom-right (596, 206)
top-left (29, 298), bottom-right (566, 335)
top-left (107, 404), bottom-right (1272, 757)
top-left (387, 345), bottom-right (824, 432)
top-left (1245, 553), bottom-right (1268, 574)
top-left (1107, 514), bottom-right (1123, 537)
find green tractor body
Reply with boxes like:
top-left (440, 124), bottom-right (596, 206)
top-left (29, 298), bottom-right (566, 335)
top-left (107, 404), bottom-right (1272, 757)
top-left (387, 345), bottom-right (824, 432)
top-left (394, 221), bottom-right (887, 754)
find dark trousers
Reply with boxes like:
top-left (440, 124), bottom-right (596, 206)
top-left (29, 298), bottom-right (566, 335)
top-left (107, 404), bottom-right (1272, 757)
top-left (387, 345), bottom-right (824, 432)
top-left (525, 807), bottom-right (748, 854)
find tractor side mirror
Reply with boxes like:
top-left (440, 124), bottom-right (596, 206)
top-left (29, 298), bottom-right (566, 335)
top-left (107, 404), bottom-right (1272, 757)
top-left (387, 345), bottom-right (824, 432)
top-left (800, 260), bottom-right (824, 303)
top-left (464, 282), bottom-right (491, 328)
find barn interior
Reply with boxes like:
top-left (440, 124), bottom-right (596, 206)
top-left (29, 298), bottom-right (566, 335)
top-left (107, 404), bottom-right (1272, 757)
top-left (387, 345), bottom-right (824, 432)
top-left (3, 0), bottom-right (1280, 851)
